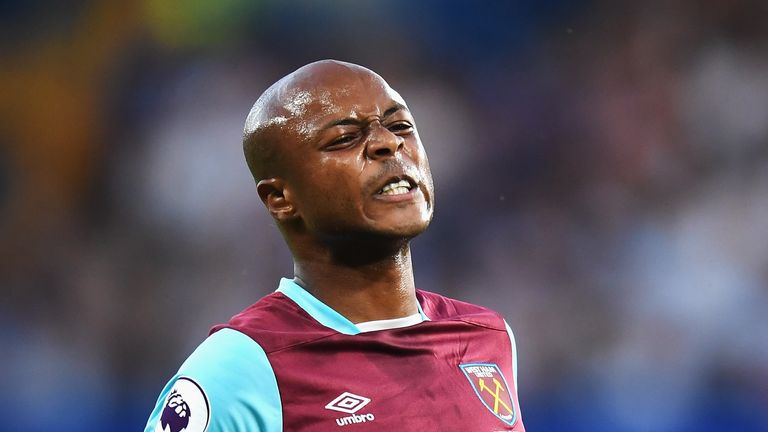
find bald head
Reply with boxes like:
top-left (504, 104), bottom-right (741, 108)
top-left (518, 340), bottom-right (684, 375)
top-left (242, 60), bottom-right (404, 182)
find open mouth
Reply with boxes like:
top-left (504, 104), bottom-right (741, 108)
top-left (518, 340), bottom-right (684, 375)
top-left (377, 177), bottom-right (416, 196)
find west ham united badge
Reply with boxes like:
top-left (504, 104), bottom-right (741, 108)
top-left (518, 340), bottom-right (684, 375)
top-left (155, 377), bottom-right (210, 432)
top-left (459, 363), bottom-right (516, 426)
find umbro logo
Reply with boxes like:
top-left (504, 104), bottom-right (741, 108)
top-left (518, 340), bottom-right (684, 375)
top-left (325, 392), bottom-right (375, 426)
top-left (325, 392), bottom-right (370, 414)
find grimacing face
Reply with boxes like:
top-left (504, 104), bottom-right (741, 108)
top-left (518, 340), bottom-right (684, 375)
top-left (254, 62), bottom-right (434, 242)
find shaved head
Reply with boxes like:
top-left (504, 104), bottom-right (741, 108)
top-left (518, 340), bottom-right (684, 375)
top-left (243, 60), bottom-right (403, 182)
top-left (242, 59), bottom-right (432, 245)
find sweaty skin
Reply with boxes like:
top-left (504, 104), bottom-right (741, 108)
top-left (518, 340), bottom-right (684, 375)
top-left (244, 60), bottom-right (435, 323)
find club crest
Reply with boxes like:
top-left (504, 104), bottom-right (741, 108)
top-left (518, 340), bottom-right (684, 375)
top-left (459, 363), bottom-right (516, 426)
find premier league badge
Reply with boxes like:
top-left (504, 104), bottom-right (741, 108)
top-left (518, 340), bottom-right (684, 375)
top-left (161, 389), bottom-right (190, 432)
top-left (459, 363), bottom-right (516, 426)
top-left (155, 377), bottom-right (210, 432)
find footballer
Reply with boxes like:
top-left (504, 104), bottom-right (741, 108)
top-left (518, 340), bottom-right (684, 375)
top-left (145, 60), bottom-right (525, 431)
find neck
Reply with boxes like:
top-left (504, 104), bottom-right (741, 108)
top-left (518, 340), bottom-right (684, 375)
top-left (292, 240), bottom-right (418, 324)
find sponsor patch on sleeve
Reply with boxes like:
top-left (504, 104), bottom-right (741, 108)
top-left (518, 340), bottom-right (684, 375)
top-left (155, 377), bottom-right (210, 432)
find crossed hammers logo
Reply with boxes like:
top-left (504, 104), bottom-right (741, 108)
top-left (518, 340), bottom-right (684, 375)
top-left (478, 377), bottom-right (513, 416)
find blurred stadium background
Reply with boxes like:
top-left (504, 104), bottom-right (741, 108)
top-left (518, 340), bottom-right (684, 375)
top-left (2, 1), bottom-right (767, 431)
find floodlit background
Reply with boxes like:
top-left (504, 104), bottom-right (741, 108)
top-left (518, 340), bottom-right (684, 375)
top-left (2, 1), bottom-right (767, 431)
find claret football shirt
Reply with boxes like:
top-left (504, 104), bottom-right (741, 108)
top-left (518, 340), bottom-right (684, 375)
top-left (145, 278), bottom-right (525, 431)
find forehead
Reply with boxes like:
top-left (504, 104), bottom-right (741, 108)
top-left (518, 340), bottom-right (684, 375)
top-left (282, 69), bottom-right (407, 126)
top-left (242, 62), bottom-right (410, 145)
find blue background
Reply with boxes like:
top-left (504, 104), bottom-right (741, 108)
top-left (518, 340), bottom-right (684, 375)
top-left (2, 1), bottom-right (767, 430)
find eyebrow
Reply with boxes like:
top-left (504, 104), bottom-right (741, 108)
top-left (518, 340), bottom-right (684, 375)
top-left (321, 103), bottom-right (408, 130)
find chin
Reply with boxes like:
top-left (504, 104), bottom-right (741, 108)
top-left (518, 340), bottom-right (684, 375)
top-left (380, 217), bottom-right (432, 240)
top-left (367, 204), bottom-right (433, 237)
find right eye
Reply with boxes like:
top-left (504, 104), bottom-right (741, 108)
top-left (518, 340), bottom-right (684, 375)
top-left (325, 134), bottom-right (358, 150)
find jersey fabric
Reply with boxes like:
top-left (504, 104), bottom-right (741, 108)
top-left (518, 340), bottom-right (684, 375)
top-left (145, 278), bottom-right (525, 432)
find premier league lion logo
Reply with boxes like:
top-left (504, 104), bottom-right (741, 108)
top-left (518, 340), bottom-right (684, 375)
top-left (155, 377), bottom-right (209, 432)
top-left (160, 389), bottom-right (191, 432)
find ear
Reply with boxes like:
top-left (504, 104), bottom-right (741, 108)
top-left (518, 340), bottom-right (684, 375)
top-left (256, 178), bottom-right (299, 222)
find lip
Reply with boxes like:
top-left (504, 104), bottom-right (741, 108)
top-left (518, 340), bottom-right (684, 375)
top-left (372, 185), bottom-right (422, 203)
top-left (372, 175), bottom-right (422, 203)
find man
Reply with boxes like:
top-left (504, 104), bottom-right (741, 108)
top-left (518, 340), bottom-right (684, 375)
top-left (145, 60), bottom-right (525, 431)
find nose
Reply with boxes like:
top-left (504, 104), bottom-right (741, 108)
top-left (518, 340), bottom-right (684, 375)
top-left (364, 122), bottom-right (404, 160)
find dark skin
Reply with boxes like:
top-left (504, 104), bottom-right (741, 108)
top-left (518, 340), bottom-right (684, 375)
top-left (246, 60), bottom-right (434, 323)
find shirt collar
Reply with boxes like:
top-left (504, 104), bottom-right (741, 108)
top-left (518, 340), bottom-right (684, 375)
top-left (276, 277), bottom-right (429, 335)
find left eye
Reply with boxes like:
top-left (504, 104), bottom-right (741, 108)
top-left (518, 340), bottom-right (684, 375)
top-left (387, 122), bottom-right (413, 134)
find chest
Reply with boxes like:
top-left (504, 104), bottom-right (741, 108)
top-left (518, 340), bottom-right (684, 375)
top-left (266, 322), bottom-right (525, 431)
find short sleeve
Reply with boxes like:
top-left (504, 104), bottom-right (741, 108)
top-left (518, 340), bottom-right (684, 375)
top-left (144, 328), bottom-right (282, 432)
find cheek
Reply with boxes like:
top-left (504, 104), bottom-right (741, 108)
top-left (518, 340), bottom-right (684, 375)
top-left (411, 140), bottom-right (434, 190)
top-left (297, 157), bottom-right (364, 222)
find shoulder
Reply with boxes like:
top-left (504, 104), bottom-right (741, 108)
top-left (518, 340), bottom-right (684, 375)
top-left (144, 328), bottom-right (282, 432)
top-left (211, 292), bottom-right (291, 333)
top-left (417, 289), bottom-right (507, 331)
top-left (417, 290), bottom-right (523, 393)
top-left (211, 291), bottom-right (338, 353)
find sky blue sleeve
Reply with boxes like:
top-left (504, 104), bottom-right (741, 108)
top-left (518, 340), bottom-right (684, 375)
top-left (144, 328), bottom-right (282, 432)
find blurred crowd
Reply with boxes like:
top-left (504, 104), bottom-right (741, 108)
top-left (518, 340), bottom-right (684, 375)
top-left (1, 1), bottom-right (766, 431)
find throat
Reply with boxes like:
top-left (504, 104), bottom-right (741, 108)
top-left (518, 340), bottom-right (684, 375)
top-left (323, 234), bottom-right (410, 268)
top-left (292, 244), bottom-right (418, 323)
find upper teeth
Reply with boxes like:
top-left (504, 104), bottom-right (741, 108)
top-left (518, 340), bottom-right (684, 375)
top-left (380, 179), bottom-right (412, 195)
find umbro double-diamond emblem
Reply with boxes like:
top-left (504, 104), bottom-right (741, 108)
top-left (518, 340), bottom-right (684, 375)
top-left (325, 392), bottom-right (375, 427)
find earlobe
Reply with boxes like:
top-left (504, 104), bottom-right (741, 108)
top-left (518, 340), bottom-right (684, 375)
top-left (256, 178), bottom-right (299, 221)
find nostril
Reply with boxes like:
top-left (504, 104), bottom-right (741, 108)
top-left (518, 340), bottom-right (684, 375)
top-left (374, 147), bottom-right (391, 156)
